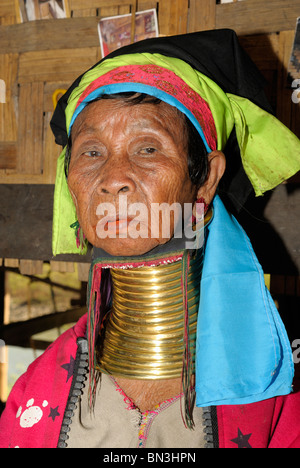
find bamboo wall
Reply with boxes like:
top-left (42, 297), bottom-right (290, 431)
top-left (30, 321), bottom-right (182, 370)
top-left (0, 0), bottom-right (299, 281)
top-left (0, 0), bottom-right (299, 183)
top-left (0, 2), bottom-right (299, 402)
top-left (1, 0), bottom-right (299, 405)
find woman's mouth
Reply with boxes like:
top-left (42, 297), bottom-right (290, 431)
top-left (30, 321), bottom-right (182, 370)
top-left (106, 218), bottom-right (131, 235)
top-left (96, 216), bottom-right (134, 238)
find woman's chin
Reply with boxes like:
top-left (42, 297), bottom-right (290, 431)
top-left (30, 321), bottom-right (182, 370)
top-left (91, 237), bottom-right (162, 257)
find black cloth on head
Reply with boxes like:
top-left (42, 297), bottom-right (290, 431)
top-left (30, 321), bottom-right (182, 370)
top-left (50, 29), bottom-right (272, 211)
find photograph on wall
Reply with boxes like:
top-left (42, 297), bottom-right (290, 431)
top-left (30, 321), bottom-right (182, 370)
top-left (18, 0), bottom-right (68, 22)
top-left (287, 17), bottom-right (300, 83)
top-left (98, 9), bottom-right (159, 58)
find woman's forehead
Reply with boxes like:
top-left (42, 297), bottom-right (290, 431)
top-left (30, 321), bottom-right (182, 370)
top-left (71, 97), bottom-right (186, 140)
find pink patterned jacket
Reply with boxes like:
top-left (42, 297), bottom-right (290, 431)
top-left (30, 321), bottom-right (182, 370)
top-left (0, 314), bottom-right (299, 448)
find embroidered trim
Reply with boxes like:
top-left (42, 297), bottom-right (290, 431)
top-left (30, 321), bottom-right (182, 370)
top-left (56, 336), bottom-right (218, 448)
top-left (137, 397), bottom-right (182, 448)
top-left (113, 379), bottom-right (219, 448)
top-left (114, 382), bottom-right (137, 411)
top-left (74, 64), bottom-right (217, 152)
top-left (112, 377), bottom-right (184, 448)
top-left (91, 252), bottom-right (184, 271)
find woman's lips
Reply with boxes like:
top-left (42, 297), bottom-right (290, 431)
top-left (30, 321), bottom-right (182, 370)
top-left (96, 216), bottom-right (135, 237)
top-left (106, 218), bottom-right (130, 235)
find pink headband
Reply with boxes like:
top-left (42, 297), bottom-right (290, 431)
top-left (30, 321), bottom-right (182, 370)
top-left (73, 64), bottom-right (217, 152)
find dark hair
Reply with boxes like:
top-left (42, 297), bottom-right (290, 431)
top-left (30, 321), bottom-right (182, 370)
top-left (65, 93), bottom-right (209, 189)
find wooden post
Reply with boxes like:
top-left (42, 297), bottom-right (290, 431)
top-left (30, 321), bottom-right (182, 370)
top-left (215, 0), bottom-right (300, 36)
top-left (0, 268), bottom-right (4, 327)
top-left (64, 0), bottom-right (71, 18)
top-left (15, 0), bottom-right (25, 23)
top-left (159, 0), bottom-right (189, 36)
top-left (188, 0), bottom-right (216, 33)
top-left (277, 31), bottom-right (295, 129)
top-left (130, 0), bottom-right (137, 44)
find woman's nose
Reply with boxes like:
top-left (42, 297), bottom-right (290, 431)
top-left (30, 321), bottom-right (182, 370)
top-left (98, 155), bottom-right (136, 196)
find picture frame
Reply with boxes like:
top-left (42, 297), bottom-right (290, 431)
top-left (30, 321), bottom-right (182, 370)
top-left (98, 8), bottom-right (159, 58)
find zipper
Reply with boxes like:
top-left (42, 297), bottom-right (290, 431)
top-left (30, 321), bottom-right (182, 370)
top-left (202, 406), bottom-right (219, 448)
top-left (57, 337), bottom-right (89, 448)
top-left (57, 336), bottom-right (219, 448)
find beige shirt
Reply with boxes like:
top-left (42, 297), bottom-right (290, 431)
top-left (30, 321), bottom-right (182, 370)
top-left (67, 374), bottom-right (206, 448)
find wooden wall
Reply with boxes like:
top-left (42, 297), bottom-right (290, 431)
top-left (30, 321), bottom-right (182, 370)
top-left (0, 1), bottom-right (299, 404)
top-left (0, 0), bottom-right (299, 282)
top-left (0, 0), bottom-right (299, 182)
top-left (0, 1), bottom-right (299, 407)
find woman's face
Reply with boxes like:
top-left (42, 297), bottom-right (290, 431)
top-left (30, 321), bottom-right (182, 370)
top-left (67, 98), bottom-right (201, 256)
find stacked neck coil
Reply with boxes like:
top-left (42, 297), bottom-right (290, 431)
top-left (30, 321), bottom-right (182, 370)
top-left (96, 250), bottom-right (203, 380)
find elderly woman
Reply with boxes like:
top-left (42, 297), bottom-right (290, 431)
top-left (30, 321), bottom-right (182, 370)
top-left (1, 30), bottom-right (300, 449)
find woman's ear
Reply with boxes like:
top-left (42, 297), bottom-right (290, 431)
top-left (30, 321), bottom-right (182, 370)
top-left (196, 150), bottom-right (226, 205)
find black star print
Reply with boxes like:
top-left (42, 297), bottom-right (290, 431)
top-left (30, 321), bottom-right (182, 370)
top-left (49, 406), bottom-right (60, 422)
top-left (61, 355), bottom-right (75, 382)
top-left (231, 428), bottom-right (252, 448)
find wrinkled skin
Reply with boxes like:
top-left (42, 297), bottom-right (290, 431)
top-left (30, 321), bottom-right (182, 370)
top-left (68, 98), bottom-right (226, 410)
top-left (68, 98), bottom-right (225, 257)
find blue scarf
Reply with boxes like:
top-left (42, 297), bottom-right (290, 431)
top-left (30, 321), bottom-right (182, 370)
top-left (195, 196), bottom-right (294, 407)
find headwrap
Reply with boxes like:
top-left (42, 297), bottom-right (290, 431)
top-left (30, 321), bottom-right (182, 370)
top-left (50, 30), bottom-right (299, 408)
top-left (51, 29), bottom-right (300, 256)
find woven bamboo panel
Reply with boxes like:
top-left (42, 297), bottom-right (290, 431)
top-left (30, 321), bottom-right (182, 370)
top-left (0, 0), bottom-right (18, 25)
top-left (17, 82), bottom-right (44, 175)
top-left (68, 0), bottom-right (159, 21)
top-left (69, 0), bottom-right (159, 13)
top-left (0, 54), bottom-right (18, 142)
top-left (215, 0), bottom-right (299, 35)
top-left (189, 0), bottom-right (216, 32)
top-left (0, 0), bottom-right (298, 281)
top-left (70, 0), bottom-right (132, 17)
top-left (0, 143), bottom-right (17, 170)
top-left (0, 1), bottom-right (17, 17)
top-left (18, 47), bottom-right (99, 83)
top-left (159, 0), bottom-right (188, 36)
top-left (70, 0), bottom-right (137, 9)
top-left (0, 53), bottom-right (18, 172)
top-left (0, 0), bottom-right (298, 182)
top-left (0, 0), bottom-right (163, 182)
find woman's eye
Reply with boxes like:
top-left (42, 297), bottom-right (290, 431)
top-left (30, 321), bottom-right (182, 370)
top-left (83, 150), bottom-right (102, 158)
top-left (140, 147), bottom-right (156, 155)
